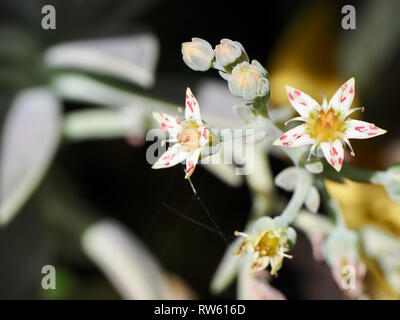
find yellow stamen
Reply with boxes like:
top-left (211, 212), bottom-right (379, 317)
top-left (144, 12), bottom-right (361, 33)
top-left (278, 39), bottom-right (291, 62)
top-left (307, 109), bottom-right (346, 142)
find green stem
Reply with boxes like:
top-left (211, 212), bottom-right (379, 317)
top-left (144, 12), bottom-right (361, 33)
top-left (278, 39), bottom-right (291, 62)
top-left (318, 180), bottom-right (346, 228)
top-left (252, 95), bottom-right (270, 119)
top-left (339, 163), bottom-right (382, 183)
top-left (280, 169), bottom-right (313, 226)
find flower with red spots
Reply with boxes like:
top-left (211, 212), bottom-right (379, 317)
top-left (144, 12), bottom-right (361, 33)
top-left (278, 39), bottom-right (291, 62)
top-left (152, 88), bottom-right (210, 178)
top-left (273, 78), bottom-right (387, 171)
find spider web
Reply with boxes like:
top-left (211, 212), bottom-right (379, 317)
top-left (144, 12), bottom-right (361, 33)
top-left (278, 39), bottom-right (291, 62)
top-left (144, 165), bottom-right (233, 244)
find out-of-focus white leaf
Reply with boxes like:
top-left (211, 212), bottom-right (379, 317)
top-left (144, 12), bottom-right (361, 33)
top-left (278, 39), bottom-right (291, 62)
top-left (45, 34), bottom-right (159, 88)
top-left (360, 226), bottom-right (400, 294)
top-left (360, 226), bottom-right (400, 267)
top-left (274, 166), bottom-right (299, 191)
top-left (293, 210), bottom-right (334, 235)
top-left (0, 89), bottom-right (61, 225)
top-left (196, 79), bottom-right (244, 128)
top-left (52, 74), bottom-right (177, 110)
top-left (81, 219), bottom-right (168, 300)
top-left (53, 74), bottom-right (247, 132)
top-left (210, 238), bottom-right (242, 294)
top-left (305, 185), bottom-right (320, 213)
top-left (63, 106), bottom-right (146, 141)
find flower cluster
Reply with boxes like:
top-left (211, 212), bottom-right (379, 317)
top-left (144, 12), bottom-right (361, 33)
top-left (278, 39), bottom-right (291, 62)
top-left (181, 38), bottom-right (269, 102)
top-left (149, 37), bottom-right (395, 293)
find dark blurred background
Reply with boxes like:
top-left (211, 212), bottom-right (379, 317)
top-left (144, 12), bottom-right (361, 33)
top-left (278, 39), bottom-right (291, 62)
top-left (0, 0), bottom-right (399, 299)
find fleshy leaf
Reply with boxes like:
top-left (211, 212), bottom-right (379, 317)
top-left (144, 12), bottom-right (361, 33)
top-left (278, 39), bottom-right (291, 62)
top-left (0, 89), bottom-right (61, 225)
top-left (45, 34), bottom-right (159, 88)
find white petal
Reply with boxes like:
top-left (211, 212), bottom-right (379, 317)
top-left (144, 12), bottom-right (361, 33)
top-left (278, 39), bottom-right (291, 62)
top-left (305, 186), bottom-right (320, 213)
top-left (152, 143), bottom-right (187, 169)
top-left (152, 112), bottom-right (181, 137)
top-left (273, 124), bottom-right (314, 147)
top-left (218, 71), bottom-right (232, 81)
top-left (329, 78), bottom-right (355, 113)
top-left (345, 119), bottom-right (387, 139)
top-left (285, 86), bottom-right (320, 117)
top-left (320, 140), bottom-right (344, 172)
top-left (185, 87), bottom-right (202, 125)
top-left (185, 148), bottom-right (201, 179)
top-left (198, 126), bottom-right (209, 147)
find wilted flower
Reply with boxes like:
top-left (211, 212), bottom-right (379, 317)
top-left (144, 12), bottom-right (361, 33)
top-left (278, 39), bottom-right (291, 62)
top-left (214, 39), bottom-right (248, 67)
top-left (324, 228), bottom-right (366, 298)
top-left (234, 217), bottom-right (296, 275)
top-left (273, 78), bottom-right (387, 171)
top-left (152, 88), bottom-right (210, 178)
top-left (181, 38), bottom-right (214, 71)
top-left (220, 60), bottom-right (269, 101)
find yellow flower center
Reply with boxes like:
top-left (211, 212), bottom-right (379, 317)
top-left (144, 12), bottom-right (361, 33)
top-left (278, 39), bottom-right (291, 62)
top-left (256, 230), bottom-right (282, 257)
top-left (306, 109), bottom-right (346, 142)
top-left (177, 121), bottom-right (201, 152)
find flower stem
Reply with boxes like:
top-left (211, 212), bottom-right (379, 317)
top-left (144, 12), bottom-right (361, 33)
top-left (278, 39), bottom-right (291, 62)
top-left (318, 180), bottom-right (346, 228)
top-left (339, 163), bottom-right (381, 183)
top-left (280, 169), bottom-right (313, 226)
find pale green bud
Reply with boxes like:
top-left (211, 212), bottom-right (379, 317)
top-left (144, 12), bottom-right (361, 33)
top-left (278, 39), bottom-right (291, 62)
top-left (214, 39), bottom-right (248, 67)
top-left (220, 60), bottom-right (269, 101)
top-left (181, 38), bottom-right (214, 71)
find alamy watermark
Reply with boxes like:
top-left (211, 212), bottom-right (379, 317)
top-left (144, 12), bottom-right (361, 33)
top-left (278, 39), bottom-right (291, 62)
top-left (41, 265), bottom-right (56, 290)
top-left (146, 128), bottom-right (256, 175)
top-left (341, 5), bottom-right (356, 30)
top-left (41, 5), bottom-right (56, 30)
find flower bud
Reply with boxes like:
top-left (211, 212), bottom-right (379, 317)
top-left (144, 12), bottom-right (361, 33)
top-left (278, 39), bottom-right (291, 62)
top-left (220, 60), bottom-right (269, 101)
top-left (181, 38), bottom-right (214, 71)
top-left (214, 39), bottom-right (248, 67)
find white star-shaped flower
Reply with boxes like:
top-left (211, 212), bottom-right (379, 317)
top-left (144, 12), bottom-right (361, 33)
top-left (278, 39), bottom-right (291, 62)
top-left (152, 88), bottom-right (210, 178)
top-left (273, 78), bottom-right (387, 171)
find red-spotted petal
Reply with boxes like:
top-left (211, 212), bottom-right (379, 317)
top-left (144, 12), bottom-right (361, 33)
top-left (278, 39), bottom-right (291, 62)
top-left (198, 126), bottom-right (209, 147)
top-left (345, 119), bottom-right (387, 139)
top-left (285, 86), bottom-right (320, 117)
top-left (329, 78), bottom-right (355, 113)
top-left (152, 143), bottom-right (188, 169)
top-left (184, 149), bottom-right (201, 179)
top-left (185, 87), bottom-right (202, 125)
top-left (152, 112), bottom-right (181, 137)
top-left (320, 140), bottom-right (344, 172)
top-left (273, 124), bottom-right (314, 147)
